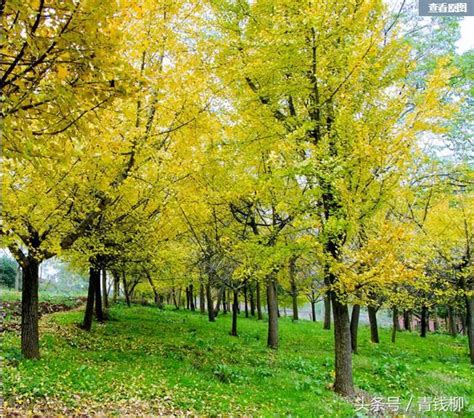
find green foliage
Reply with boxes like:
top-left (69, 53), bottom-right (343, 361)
top-left (0, 256), bottom-right (18, 289)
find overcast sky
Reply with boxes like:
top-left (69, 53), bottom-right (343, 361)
top-left (458, 17), bottom-right (474, 53)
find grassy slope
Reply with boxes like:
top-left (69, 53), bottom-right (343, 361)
top-left (2, 304), bottom-right (472, 416)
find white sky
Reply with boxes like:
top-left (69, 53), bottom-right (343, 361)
top-left (457, 17), bottom-right (474, 53)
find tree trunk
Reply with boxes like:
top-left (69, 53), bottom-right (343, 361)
top-left (244, 283), bottom-right (249, 318)
top-left (289, 257), bottom-right (299, 321)
top-left (122, 273), bottom-right (131, 307)
top-left (403, 310), bottom-right (412, 331)
top-left (102, 269), bottom-right (109, 309)
top-left (311, 299), bottom-right (316, 322)
top-left (200, 282), bottom-right (205, 313)
top-left (350, 304), bottom-right (360, 353)
top-left (266, 276), bottom-right (278, 349)
top-left (331, 292), bottom-right (355, 397)
top-left (189, 284), bottom-right (195, 311)
top-left (323, 293), bottom-right (331, 330)
top-left (82, 267), bottom-right (95, 332)
top-left (420, 305), bottom-right (428, 337)
top-left (206, 282), bottom-right (215, 322)
top-left (448, 306), bottom-right (456, 336)
top-left (249, 284), bottom-right (255, 316)
top-left (21, 257), bottom-right (40, 359)
top-left (391, 307), bottom-right (398, 343)
top-left (230, 289), bottom-right (238, 336)
top-left (464, 293), bottom-right (474, 364)
top-left (186, 286), bottom-right (190, 310)
top-left (93, 267), bottom-right (103, 322)
top-left (256, 281), bottom-right (263, 320)
top-left (368, 306), bottom-right (379, 343)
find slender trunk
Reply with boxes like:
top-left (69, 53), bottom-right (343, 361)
top-left (420, 305), bottom-right (428, 338)
top-left (82, 267), bottom-right (95, 332)
top-left (323, 294), bottom-right (331, 330)
top-left (113, 272), bottom-right (120, 303)
top-left (230, 289), bottom-right (238, 336)
top-left (368, 306), bottom-right (379, 343)
top-left (391, 307), bottom-right (398, 343)
top-left (186, 286), bottom-right (190, 310)
top-left (266, 276), bottom-right (278, 349)
top-left (189, 284), bottom-right (195, 311)
top-left (146, 272), bottom-right (160, 307)
top-left (311, 299), bottom-right (316, 322)
top-left (206, 282), bottom-right (215, 322)
top-left (199, 282), bottom-right (205, 313)
top-left (289, 257), bottom-right (298, 321)
top-left (350, 304), bottom-right (360, 353)
top-left (249, 284), bottom-right (255, 316)
top-left (171, 287), bottom-right (179, 309)
top-left (94, 267), bottom-right (103, 322)
top-left (403, 310), bottom-right (412, 331)
top-left (102, 269), bottom-right (109, 309)
top-left (21, 257), bottom-right (40, 359)
top-left (256, 281), bottom-right (263, 320)
top-left (463, 292), bottom-right (474, 364)
top-left (331, 291), bottom-right (354, 397)
top-left (122, 273), bottom-right (131, 307)
top-left (244, 283), bottom-right (249, 318)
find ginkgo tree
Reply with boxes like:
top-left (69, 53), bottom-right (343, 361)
top-left (1, 0), bottom-right (212, 358)
top-left (210, 0), bottom-right (456, 396)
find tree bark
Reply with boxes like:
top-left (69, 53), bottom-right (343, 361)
top-left (206, 282), bottom-right (215, 322)
top-left (391, 307), bottom-right (398, 343)
top-left (102, 269), bottom-right (109, 309)
top-left (403, 310), bottom-right (412, 331)
top-left (256, 281), bottom-right (263, 320)
top-left (244, 283), bottom-right (249, 318)
top-left (189, 284), bottom-right (195, 311)
top-left (331, 291), bottom-right (355, 397)
top-left (199, 282), bottom-right (205, 313)
top-left (311, 299), bottom-right (316, 322)
top-left (230, 289), bottom-right (238, 336)
top-left (464, 293), bottom-right (474, 364)
top-left (350, 304), bottom-right (360, 353)
top-left (420, 305), bottom-right (428, 338)
top-left (93, 267), bottom-right (103, 322)
top-left (323, 293), bottom-right (331, 330)
top-left (122, 273), bottom-right (131, 307)
top-left (289, 257), bottom-right (299, 321)
top-left (266, 276), bottom-right (278, 349)
top-left (21, 257), bottom-right (40, 359)
top-left (82, 267), bottom-right (95, 332)
top-left (186, 286), bottom-right (190, 310)
top-left (368, 306), bottom-right (379, 343)
top-left (249, 283), bottom-right (255, 316)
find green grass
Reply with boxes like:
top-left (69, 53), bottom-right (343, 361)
top-left (0, 288), bottom-right (83, 304)
top-left (2, 304), bottom-right (472, 416)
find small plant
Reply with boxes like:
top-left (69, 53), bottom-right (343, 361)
top-left (213, 364), bottom-right (246, 383)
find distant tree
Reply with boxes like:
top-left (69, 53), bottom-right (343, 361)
top-left (0, 256), bottom-right (18, 288)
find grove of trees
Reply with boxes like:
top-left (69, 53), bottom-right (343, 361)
top-left (1, 0), bottom-right (472, 399)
